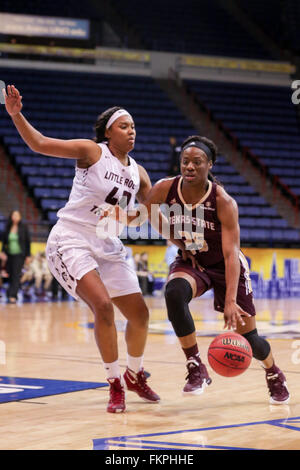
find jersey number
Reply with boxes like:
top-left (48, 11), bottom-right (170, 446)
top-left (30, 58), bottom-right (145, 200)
top-left (178, 231), bottom-right (208, 255)
top-left (105, 187), bottom-right (132, 208)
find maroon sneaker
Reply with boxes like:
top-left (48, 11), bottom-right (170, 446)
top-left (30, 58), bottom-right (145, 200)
top-left (107, 377), bottom-right (126, 413)
top-left (266, 366), bottom-right (290, 405)
top-left (183, 358), bottom-right (212, 396)
top-left (123, 367), bottom-right (160, 403)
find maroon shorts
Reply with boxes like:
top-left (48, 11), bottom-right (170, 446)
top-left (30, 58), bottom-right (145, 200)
top-left (169, 257), bottom-right (256, 316)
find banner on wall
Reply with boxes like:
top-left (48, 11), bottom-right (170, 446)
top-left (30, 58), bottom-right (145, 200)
top-left (130, 246), bottom-right (300, 299)
top-left (9, 243), bottom-right (300, 300)
top-left (180, 54), bottom-right (295, 74)
top-left (242, 248), bottom-right (300, 299)
top-left (0, 13), bottom-right (90, 39)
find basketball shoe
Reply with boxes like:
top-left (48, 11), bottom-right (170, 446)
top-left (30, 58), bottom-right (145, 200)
top-left (123, 367), bottom-right (160, 402)
top-left (183, 358), bottom-right (212, 396)
top-left (265, 365), bottom-right (290, 405)
top-left (107, 377), bottom-right (126, 413)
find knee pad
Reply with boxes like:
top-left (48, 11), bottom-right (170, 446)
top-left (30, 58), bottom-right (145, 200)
top-left (243, 329), bottom-right (270, 361)
top-left (164, 278), bottom-right (195, 337)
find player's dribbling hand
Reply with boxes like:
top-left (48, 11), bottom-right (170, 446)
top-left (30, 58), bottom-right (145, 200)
top-left (223, 301), bottom-right (251, 330)
top-left (2, 85), bottom-right (23, 116)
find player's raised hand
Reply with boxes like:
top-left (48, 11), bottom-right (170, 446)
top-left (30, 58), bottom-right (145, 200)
top-left (2, 85), bottom-right (23, 116)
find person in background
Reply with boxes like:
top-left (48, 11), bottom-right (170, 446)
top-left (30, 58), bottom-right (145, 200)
top-left (21, 252), bottom-right (53, 298)
top-left (1, 210), bottom-right (31, 303)
top-left (51, 276), bottom-right (69, 301)
top-left (140, 252), bottom-right (154, 296)
top-left (0, 251), bottom-right (8, 296)
top-left (125, 246), bottom-right (135, 271)
top-left (133, 252), bottom-right (148, 296)
top-left (133, 252), bottom-right (154, 296)
top-left (0, 252), bottom-right (8, 277)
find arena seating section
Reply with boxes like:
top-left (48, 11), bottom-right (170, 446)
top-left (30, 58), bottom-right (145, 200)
top-left (0, 67), bottom-right (299, 244)
top-left (186, 78), bottom-right (300, 242)
top-left (0, 0), bottom-right (275, 59)
top-left (0, 68), bottom-right (193, 224)
top-left (238, 0), bottom-right (300, 54)
top-left (112, 0), bottom-right (273, 59)
top-left (187, 79), bottom-right (300, 193)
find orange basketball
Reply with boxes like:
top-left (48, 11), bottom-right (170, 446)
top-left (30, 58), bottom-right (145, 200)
top-left (207, 332), bottom-right (252, 377)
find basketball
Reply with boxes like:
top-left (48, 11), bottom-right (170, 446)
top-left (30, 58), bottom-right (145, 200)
top-left (207, 332), bottom-right (253, 377)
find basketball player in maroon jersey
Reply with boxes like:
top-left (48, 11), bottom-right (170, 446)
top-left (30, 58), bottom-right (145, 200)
top-left (142, 135), bottom-right (290, 404)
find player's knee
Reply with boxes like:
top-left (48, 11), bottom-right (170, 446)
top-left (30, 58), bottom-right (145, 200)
top-left (130, 304), bottom-right (149, 329)
top-left (242, 329), bottom-right (270, 361)
top-left (164, 278), bottom-right (195, 337)
top-left (165, 278), bottom-right (193, 307)
top-left (93, 298), bottom-right (114, 327)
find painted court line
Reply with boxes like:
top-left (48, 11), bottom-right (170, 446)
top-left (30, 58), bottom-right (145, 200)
top-left (93, 416), bottom-right (300, 450)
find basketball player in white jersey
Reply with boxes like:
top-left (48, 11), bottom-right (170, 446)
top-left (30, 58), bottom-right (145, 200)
top-left (3, 84), bottom-right (160, 413)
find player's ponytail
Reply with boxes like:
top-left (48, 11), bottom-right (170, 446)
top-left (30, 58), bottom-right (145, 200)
top-left (208, 170), bottom-right (223, 187)
top-left (93, 106), bottom-right (123, 143)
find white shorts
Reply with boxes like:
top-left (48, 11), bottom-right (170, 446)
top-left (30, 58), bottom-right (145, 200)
top-left (46, 219), bottom-right (141, 300)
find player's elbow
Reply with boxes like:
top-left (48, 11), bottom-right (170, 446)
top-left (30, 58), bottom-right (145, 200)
top-left (29, 133), bottom-right (47, 154)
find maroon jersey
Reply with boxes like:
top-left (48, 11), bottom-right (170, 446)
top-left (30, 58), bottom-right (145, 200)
top-left (165, 176), bottom-right (223, 267)
top-left (166, 176), bottom-right (255, 315)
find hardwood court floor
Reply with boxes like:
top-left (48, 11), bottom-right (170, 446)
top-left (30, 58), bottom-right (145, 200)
top-left (0, 296), bottom-right (299, 450)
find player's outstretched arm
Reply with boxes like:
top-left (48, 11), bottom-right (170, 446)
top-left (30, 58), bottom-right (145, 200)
top-left (2, 85), bottom-right (100, 163)
top-left (142, 178), bottom-right (175, 238)
top-left (141, 179), bottom-right (201, 269)
top-left (217, 186), bottom-right (251, 330)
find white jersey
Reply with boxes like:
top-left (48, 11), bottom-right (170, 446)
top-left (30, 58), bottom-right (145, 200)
top-left (57, 143), bottom-right (140, 233)
top-left (46, 143), bottom-right (142, 295)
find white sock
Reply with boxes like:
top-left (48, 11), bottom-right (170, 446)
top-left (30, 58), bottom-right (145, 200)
top-left (103, 359), bottom-right (120, 379)
top-left (127, 354), bottom-right (143, 374)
